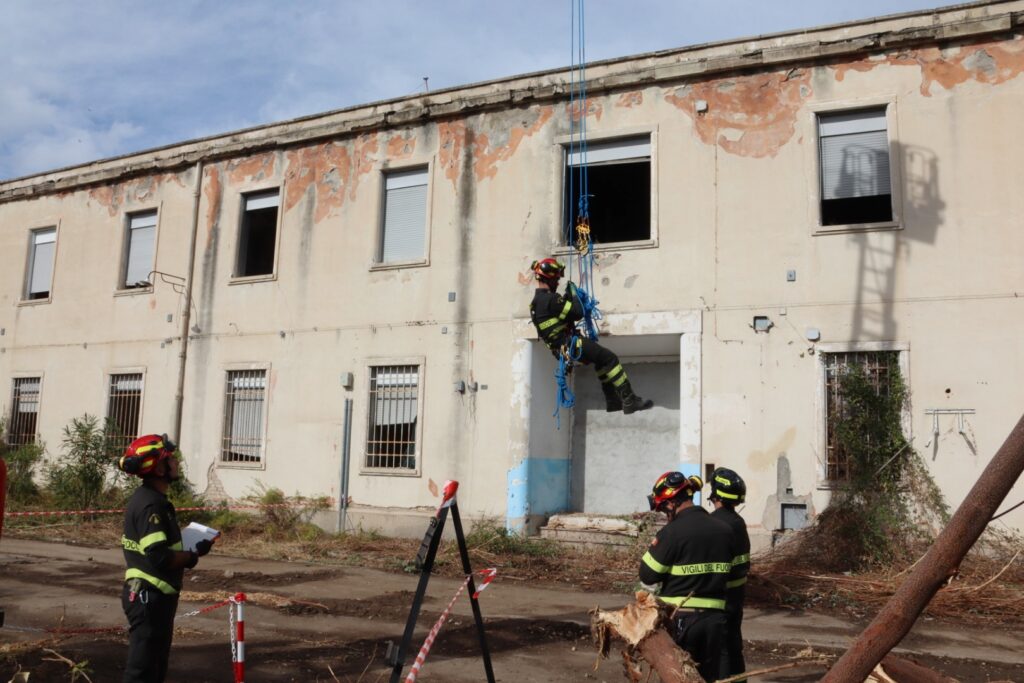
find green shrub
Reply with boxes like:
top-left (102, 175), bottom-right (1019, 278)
top-left (245, 482), bottom-right (331, 537)
top-left (464, 518), bottom-right (557, 558)
top-left (2, 442), bottom-right (45, 504)
top-left (45, 415), bottom-right (127, 511)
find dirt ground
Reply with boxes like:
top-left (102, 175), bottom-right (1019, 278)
top-left (2, 539), bottom-right (1022, 682)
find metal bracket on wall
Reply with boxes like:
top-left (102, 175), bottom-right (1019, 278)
top-left (924, 408), bottom-right (975, 437)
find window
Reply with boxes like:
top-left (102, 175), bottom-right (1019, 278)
top-left (823, 351), bottom-right (899, 483)
top-left (365, 364), bottom-right (420, 470)
top-left (379, 168), bottom-right (428, 263)
top-left (107, 373), bottom-right (143, 450)
top-left (564, 135), bottom-right (650, 244)
top-left (221, 370), bottom-right (267, 464)
top-left (818, 108), bottom-right (892, 226)
top-left (236, 190), bottom-right (279, 277)
top-left (25, 228), bottom-right (56, 300)
top-left (7, 378), bottom-right (41, 447)
top-left (122, 211), bottom-right (157, 288)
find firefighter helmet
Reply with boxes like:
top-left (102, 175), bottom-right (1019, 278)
top-left (648, 471), bottom-right (704, 511)
top-left (119, 434), bottom-right (177, 477)
top-left (531, 257), bottom-right (565, 284)
top-left (708, 467), bottom-right (746, 504)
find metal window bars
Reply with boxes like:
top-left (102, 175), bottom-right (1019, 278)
top-left (107, 373), bottom-right (143, 451)
top-left (7, 378), bottom-right (41, 447)
top-left (824, 351), bottom-right (896, 482)
top-left (366, 365), bottom-right (419, 470)
top-left (221, 370), bottom-right (266, 464)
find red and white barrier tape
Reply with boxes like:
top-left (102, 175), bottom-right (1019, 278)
top-left (4, 502), bottom-right (330, 518)
top-left (404, 568), bottom-right (496, 683)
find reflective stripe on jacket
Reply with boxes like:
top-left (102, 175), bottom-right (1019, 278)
top-left (122, 483), bottom-right (185, 594)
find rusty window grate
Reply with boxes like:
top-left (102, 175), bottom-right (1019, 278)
top-left (221, 370), bottom-right (266, 464)
top-left (8, 377), bottom-right (41, 447)
top-left (365, 365), bottom-right (419, 470)
top-left (824, 351), bottom-right (896, 483)
top-left (107, 373), bottom-right (143, 451)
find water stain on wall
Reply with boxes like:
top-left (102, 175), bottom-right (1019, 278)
top-left (87, 172), bottom-right (187, 217)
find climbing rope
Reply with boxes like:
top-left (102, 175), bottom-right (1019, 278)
top-left (553, 0), bottom-right (602, 425)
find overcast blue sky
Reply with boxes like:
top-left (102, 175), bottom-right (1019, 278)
top-left (1, 0), bottom-right (947, 181)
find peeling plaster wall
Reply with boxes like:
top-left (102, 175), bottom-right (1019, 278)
top-left (2, 4), bottom-right (1024, 537)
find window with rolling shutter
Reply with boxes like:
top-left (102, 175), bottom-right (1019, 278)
top-left (236, 190), bottom-right (279, 277)
top-left (563, 135), bottom-right (651, 244)
top-left (818, 108), bottom-right (893, 226)
top-left (379, 168), bottom-right (428, 263)
top-left (25, 228), bottom-right (56, 301)
top-left (123, 211), bottom-right (157, 288)
top-left (221, 369), bottom-right (267, 465)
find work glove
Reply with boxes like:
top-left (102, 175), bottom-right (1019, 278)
top-left (194, 539), bottom-right (214, 557)
top-left (185, 552), bottom-right (199, 569)
top-left (564, 281), bottom-right (578, 298)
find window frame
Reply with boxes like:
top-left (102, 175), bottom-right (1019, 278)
top-left (20, 223), bottom-right (60, 305)
top-left (553, 127), bottom-right (659, 253)
top-left (105, 368), bottom-right (147, 451)
top-left (7, 373), bottom-right (44, 447)
top-left (370, 161), bottom-right (434, 271)
top-left (117, 208), bottom-right (159, 293)
top-left (814, 342), bottom-right (911, 489)
top-left (230, 186), bottom-right (284, 284)
top-left (807, 97), bottom-right (903, 235)
top-left (360, 357), bottom-right (425, 477)
top-left (218, 363), bottom-right (271, 469)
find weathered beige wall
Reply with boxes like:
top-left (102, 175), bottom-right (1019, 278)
top-left (2, 2), bottom-right (1023, 543)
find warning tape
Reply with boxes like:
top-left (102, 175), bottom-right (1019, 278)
top-left (404, 568), bottom-right (496, 683)
top-left (4, 502), bottom-right (330, 518)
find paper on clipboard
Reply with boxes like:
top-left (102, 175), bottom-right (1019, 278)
top-left (181, 521), bottom-right (221, 552)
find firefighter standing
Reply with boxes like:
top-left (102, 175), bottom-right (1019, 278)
top-left (118, 434), bottom-right (213, 683)
top-left (529, 257), bottom-right (653, 413)
top-left (709, 468), bottom-right (751, 681)
top-left (639, 472), bottom-right (734, 681)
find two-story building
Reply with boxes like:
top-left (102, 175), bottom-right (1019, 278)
top-left (3, 0), bottom-right (1023, 548)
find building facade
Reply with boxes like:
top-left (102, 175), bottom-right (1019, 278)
top-left (2, 1), bottom-right (1023, 548)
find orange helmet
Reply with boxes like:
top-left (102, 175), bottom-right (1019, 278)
top-left (531, 257), bottom-right (565, 284)
top-left (648, 471), bottom-right (703, 511)
top-left (119, 434), bottom-right (176, 477)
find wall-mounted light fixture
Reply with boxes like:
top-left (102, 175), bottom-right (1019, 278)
top-left (752, 316), bottom-right (773, 333)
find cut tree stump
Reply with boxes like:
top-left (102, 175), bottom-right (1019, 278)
top-left (591, 591), bottom-right (702, 683)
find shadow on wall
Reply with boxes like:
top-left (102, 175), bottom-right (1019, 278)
top-left (844, 142), bottom-right (945, 343)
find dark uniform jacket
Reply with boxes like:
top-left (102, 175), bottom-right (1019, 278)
top-left (640, 505), bottom-right (735, 609)
top-left (121, 483), bottom-right (185, 595)
top-left (711, 506), bottom-right (751, 605)
top-left (530, 286), bottom-right (583, 352)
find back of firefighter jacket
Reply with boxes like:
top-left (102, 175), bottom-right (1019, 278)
top-left (711, 506), bottom-right (751, 605)
top-left (530, 287), bottom-right (583, 350)
top-left (640, 506), bottom-right (735, 609)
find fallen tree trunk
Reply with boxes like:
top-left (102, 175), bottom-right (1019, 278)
top-left (591, 591), bottom-right (702, 683)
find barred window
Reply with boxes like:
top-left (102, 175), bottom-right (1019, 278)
top-left (107, 373), bottom-right (143, 451)
top-left (8, 378), bottom-right (41, 447)
top-left (365, 365), bottom-right (419, 470)
top-left (824, 351), bottom-right (897, 483)
top-left (221, 370), bottom-right (266, 464)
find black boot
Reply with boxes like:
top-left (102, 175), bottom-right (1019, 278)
top-left (617, 379), bottom-right (654, 415)
top-left (601, 382), bottom-right (623, 412)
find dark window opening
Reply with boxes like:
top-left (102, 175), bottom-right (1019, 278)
top-left (236, 192), bottom-right (279, 277)
top-left (566, 161), bottom-right (650, 244)
top-left (822, 195), bottom-right (892, 226)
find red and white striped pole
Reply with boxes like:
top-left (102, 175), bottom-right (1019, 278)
top-left (231, 592), bottom-right (246, 683)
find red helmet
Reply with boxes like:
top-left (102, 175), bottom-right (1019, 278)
top-left (531, 257), bottom-right (565, 284)
top-left (119, 434), bottom-right (177, 477)
top-left (648, 471), bottom-right (703, 511)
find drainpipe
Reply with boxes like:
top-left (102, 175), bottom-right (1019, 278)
top-left (172, 161), bottom-right (204, 443)
top-left (338, 398), bottom-right (353, 533)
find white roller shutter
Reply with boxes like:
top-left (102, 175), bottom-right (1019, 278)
top-left (28, 229), bottom-right (56, 296)
top-left (381, 168), bottom-right (428, 262)
top-left (567, 136), bottom-right (650, 167)
top-left (819, 109), bottom-right (891, 200)
top-left (125, 212), bottom-right (157, 286)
